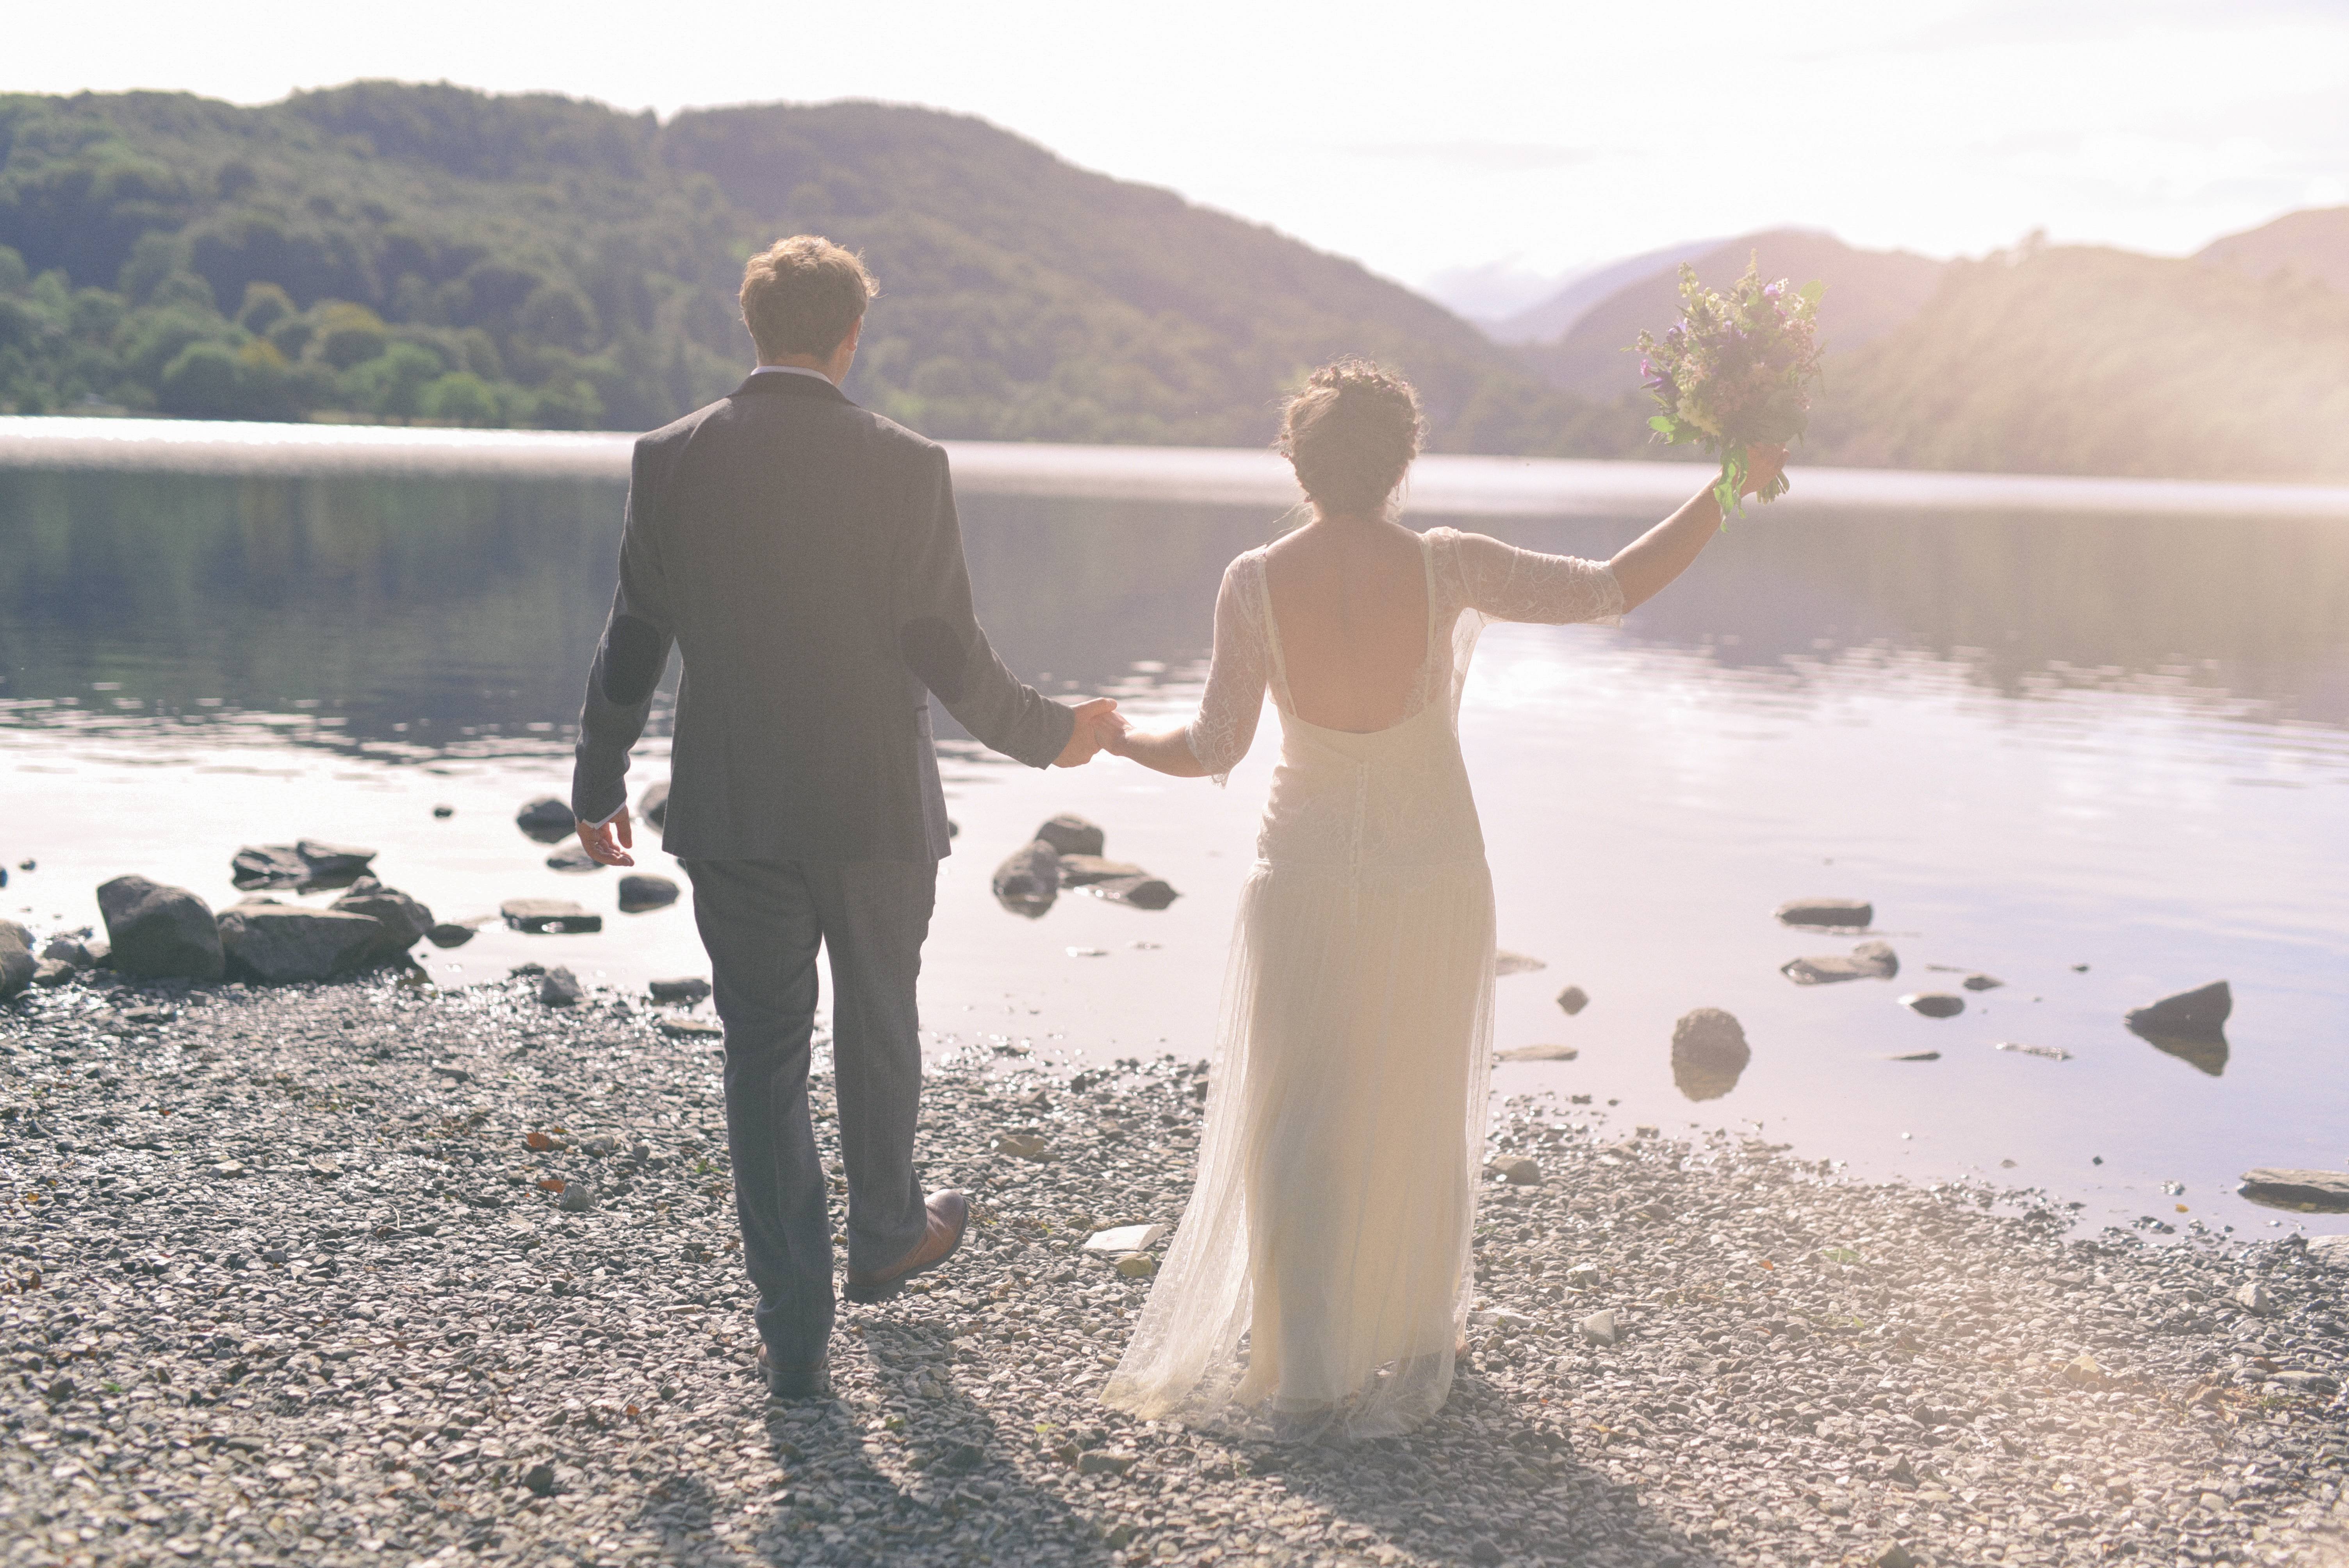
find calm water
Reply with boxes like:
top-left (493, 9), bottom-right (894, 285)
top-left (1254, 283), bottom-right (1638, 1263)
top-left (4, 463), bottom-right (2347, 1243)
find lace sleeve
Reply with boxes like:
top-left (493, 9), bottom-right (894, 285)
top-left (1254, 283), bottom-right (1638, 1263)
top-left (1182, 555), bottom-right (1271, 785)
top-left (1442, 528), bottom-right (1624, 626)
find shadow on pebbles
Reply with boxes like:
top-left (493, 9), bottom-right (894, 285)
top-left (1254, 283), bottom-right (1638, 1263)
top-left (2, 973), bottom-right (2345, 1568)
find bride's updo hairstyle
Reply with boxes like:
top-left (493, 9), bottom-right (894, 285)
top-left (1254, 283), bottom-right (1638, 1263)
top-left (1277, 358), bottom-right (1424, 518)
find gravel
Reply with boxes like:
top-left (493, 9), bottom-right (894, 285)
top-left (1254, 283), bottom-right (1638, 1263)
top-left (3, 969), bottom-right (2345, 1568)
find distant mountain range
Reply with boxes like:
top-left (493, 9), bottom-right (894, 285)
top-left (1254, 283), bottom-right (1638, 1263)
top-left (1479, 240), bottom-right (1723, 346)
top-left (1487, 212), bottom-right (2349, 482)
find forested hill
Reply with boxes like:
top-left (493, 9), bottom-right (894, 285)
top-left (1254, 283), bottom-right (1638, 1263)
top-left (0, 82), bottom-right (1612, 452)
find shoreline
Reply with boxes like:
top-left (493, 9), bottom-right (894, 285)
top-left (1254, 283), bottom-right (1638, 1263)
top-left (9, 415), bottom-right (2349, 519)
top-left (3, 971), bottom-right (2345, 1568)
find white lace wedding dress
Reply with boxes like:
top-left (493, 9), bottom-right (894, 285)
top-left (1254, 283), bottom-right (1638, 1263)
top-left (1103, 526), bottom-right (1624, 1441)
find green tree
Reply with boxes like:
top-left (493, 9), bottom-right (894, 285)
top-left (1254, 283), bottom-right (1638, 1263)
top-left (419, 370), bottom-right (499, 425)
top-left (312, 301), bottom-right (389, 369)
top-left (155, 339), bottom-right (241, 416)
top-left (342, 340), bottom-right (444, 417)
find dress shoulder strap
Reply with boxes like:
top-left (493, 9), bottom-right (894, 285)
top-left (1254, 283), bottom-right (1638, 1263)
top-left (1416, 528), bottom-right (1444, 659)
top-left (1245, 550), bottom-right (1293, 707)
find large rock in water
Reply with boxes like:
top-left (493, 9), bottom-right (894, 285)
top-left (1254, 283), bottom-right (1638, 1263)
top-left (1034, 814), bottom-right (1105, 858)
top-left (97, 876), bottom-right (224, 980)
top-left (2237, 1169), bottom-right (2349, 1213)
top-left (1085, 874), bottom-right (1179, 911)
top-left (1056, 855), bottom-right (1148, 887)
top-left (637, 780), bottom-right (670, 829)
top-left (1670, 1008), bottom-right (1750, 1103)
top-left (501, 899), bottom-right (602, 934)
top-left (618, 874), bottom-right (679, 912)
top-left (516, 797), bottom-right (576, 843)
top-left (328, 878), bottom-right (435, 968)
top-left (1781, 941), bottom-right (1898, 985)
top-left (2125, 981), bottom-right (2231, 1039)
top-left (0, 921), bottom-right (34, 999)
top-left (217, 902), bottom-right (384, 982)
top-left (993, 841), bottom-right (1060, 918)
top-left (230, 839), bottom-right (377, 890)
top-left (1899, 991), bottom-right (1966, 1019)
top-left (1775, 897), bottom-right (1873, 929)
top-left (2125, 980), bottom-right (2231, 1078)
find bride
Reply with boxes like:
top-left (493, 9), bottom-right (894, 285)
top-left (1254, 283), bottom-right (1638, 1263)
top-left (1099, 359), bottom-right (1785, 1441)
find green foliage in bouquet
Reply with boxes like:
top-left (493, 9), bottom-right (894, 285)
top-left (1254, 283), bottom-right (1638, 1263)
top-left (1634, 256), bottom-right (1825, 517)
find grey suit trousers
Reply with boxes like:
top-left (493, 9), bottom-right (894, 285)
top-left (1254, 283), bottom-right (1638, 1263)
top-left (682, 858), bottom-right (937, 1364)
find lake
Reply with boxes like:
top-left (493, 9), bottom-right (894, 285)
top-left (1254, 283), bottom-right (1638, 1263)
top-left (3, 438), bottom-right (2346, 1245)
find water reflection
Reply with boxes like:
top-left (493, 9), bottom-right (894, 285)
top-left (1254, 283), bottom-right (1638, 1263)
top-left (5, 470), bottom-right (2349, 746)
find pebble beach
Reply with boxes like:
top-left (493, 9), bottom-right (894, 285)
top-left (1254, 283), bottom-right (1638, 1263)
top-left (3, 968), bottom-right (2345, 1568)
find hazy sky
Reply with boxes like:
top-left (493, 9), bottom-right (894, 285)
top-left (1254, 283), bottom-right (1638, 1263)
top-left (12, 0), bottom-right (2346, 306)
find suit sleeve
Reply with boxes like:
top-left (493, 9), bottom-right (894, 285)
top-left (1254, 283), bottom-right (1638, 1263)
top-left (893, 444), bottom-right (1076, 768)
top-left (570, 436), bottom-right (677, 825)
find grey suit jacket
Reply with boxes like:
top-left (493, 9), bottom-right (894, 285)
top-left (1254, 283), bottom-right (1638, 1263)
top-left (570, 371), bottom-right (1076, 861)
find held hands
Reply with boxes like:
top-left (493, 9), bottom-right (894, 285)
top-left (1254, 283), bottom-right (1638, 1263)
top-left (1052, 697), bottom-right (1128, 768)
top-left (576, 806), bottom-right (635, 867)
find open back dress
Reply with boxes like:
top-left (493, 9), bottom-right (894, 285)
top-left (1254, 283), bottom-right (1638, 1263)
top-left (1102, 525), bottom-right (1623, 1441)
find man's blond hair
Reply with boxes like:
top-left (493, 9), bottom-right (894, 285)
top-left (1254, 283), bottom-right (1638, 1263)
top-left (739, 236), bottom-right (875, 362)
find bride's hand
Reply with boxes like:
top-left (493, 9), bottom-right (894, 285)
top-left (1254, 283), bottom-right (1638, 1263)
top-left (1098, 711), bottom-right (1134, 756)
top-left (1739, 444), bottom-right (1788, 499)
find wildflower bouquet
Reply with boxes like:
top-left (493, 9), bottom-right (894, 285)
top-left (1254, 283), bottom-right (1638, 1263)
top-left (1633, 256), bottom-right (1825, 517)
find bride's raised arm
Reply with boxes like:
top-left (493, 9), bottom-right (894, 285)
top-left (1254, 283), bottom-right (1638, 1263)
top-left (1108, 556), bottom-right (1268, 781)
top-left (1606, 444), bottom-right (1787, 611)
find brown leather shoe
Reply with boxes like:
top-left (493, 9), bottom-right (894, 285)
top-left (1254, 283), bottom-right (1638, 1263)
top-left (843, 1190), bottom-right (968, 1304)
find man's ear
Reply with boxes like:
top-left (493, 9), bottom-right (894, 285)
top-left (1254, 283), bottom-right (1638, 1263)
top-left (831, 317), bottom-right (863, 380)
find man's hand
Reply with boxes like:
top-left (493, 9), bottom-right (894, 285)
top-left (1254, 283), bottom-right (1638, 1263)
top-left (1052, 698), bottom-right (1121, 768)
top-left (577, 807), bottom-right (635, 867)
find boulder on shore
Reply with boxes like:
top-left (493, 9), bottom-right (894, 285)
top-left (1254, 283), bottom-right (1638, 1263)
top-left (617, 874), bottom-right (679, 913)
top-left (516, 797), bottom-right (577, 843)
top-left (2237, 1169), bottom-right (2349, 1213)
top-left (97, 876), bottom-right (224, 980)
top-left (1671, 1008), bottom-right (1750, 1103)
top-left (538, 966), bottom-right (585, 1007)
top-left (217, 902), bottom-right (385, 983)
top-left (993, 841), bottom-right (1060, 918)
top-left (648, 976), bottom-right (712, 1005)
top-left (1781, 940), bottom-right (1899, 985)
top-left (1555, 985), bottom-right (1590, 1016)
top-left (41, 934), bottom-right (98, 969)
top-left (425, 922), bottom-right (476, 948)
top-left (1034, 814), bottom-right (1106, 858)
top-left (0, 921), bottom-right (34, 999)
top-left (501, 899), bottom-right (602, 935)
top-left (637, 780), bottom-right (670, 829)
top-left (1775, 897), bottom-right (1873, 929)
top-left (545, 843), bottom-right (602, 873)
top-left (328, 877), bottom-right (435, 968)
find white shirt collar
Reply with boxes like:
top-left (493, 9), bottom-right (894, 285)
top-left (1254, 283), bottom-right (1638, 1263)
top-left (750, 364), bottom-right (836, 384)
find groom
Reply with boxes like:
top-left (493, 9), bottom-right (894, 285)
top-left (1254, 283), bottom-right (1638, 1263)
top-left (570, 235), bottom-right (1119, 1398)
